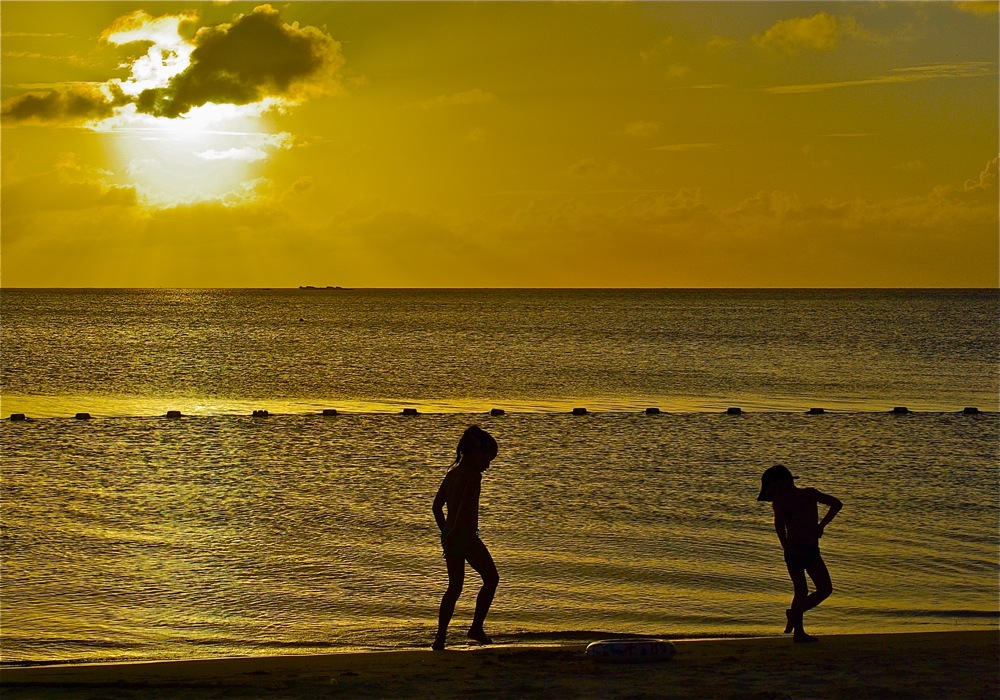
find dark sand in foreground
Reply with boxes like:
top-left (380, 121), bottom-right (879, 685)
top-left (2, 630), bottom-right (997, 699)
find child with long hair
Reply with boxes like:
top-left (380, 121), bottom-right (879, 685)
top-left (431, 425), bottom-right (500, 650)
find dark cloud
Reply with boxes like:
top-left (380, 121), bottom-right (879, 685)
top-left (137, 4), bottom-right (343, 118)
top-left (2, 5), bottom-right (343, 124)
top-left (1, 83), bottom-right (128, 123)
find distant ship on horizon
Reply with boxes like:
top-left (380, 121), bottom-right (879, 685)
top-left (298, 285), bottom-right (352, 290)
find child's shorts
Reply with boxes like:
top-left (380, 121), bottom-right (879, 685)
top-left (783, 544), bottom-right (821, 570)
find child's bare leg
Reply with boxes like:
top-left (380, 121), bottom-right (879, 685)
top-left (802, 557), bottom-right (833, 611)
top-left (465, 538), bottom-right (499, 644)
top-left (433, 554), bottom-right (466, 649)
top-left (787, 557), bottom-right (832, 642)
top-left (785, 566), bottom-right (809, 635)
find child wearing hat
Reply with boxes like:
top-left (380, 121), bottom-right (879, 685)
top-left (758, 464), bottom-right (843, 643)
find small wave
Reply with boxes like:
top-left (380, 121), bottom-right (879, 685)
top-left (878, 609), bottom-right (1000, 619)
top-left (496, 630), bottom-right (756, 644)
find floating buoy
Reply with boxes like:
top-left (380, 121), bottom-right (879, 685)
top-left (75, 412), bottom-right (91, 420)
top-left (807, 408), bottom-right (825, 415)
top-left (572, 407), bottom-right (588, 415)
top-left (9, 413), bottom-right (26, 421)
top-left (252, 410), bottom-right (270, 418)
top-left (963, 407), bottom-right (980, 415)
top-left (322, 409), bottom-right (338, 416)
top-left (166, 410), bottom-right (182, 418)
top-left (645, 407), bottom-right (661, 415)
top-left (402, 408), bottom-right (419, 416)
top-left (726, 407), bottom-right (742, 415)
top-left (891, 407), bottom-right (909, 415)
top-left (490, 408), bottom-right (505, 416)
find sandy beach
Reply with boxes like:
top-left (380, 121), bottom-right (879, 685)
top-left (1, 630), bottom-right (996, 699)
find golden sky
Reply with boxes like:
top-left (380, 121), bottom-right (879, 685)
top-left (1, 1), bottom-right (997, 287)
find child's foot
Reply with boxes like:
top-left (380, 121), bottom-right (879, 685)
top-left (467, 627), bottom-right (493, 644)
top-left (431, 637), bottom-right (446, 651)
top-left (783, 609), bottom-right (795, 634)
top-left (793, 631), bottom-right (818, 643)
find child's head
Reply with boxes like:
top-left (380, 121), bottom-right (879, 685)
top-left (757, 464), bottom-right (796, 501)
top-left (454, 425), bottom-right (498, 471)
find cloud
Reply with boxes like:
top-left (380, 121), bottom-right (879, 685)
top-left (91, 99), bottom-right (284, 133)
top-left (650, 143), bottom-right (719, 152)
top-left (706, 36), bottom-right (737, 52)
top-left (766, 62), bottom-right (996, 94)
top-left (955, 2), bottom-right (999, 16)
top-left (1, 32), bottom-right (72, 38)
top-left (894, 160), bottom-right (928, 174)
top-left (4, 51), bottom-right (72, 61)
top-left (2, 5), bottom-right (344, 125)
top-left (722, 190), bottom-right (804, 221)
top-left (133, 4), bottom-right (344, 118)
top-left (102, 11), bottom-right (198, 98)
top-left (562, 158), bottom-right (632, 179)
top-left (624, 121), bottom-right (660, 138)
top-left (413, 89), bottom-right (497, 110)
top-left (719, 157), bottom-right (999, 228)
top-left (616, 189), bottom-right (708, 225)
top-left (1, 155), bottom-right (137, 219)
top-left (197, 147), bottom-right (268, 162)
top-left (1, 83), bottom-right (130, 123)
top-left (665, 64), bottom-right (690, 79)
top-left (196, 131), bottom-right (294, 162)
top-left (639, 37), bottom-right (674, 64)
top-left (485, 174), bottom-right (996, 286)
top-left (566, 158), bottom-right (599, 177)
top-left (754, 12), bottom-right (862, 52)
top-left (962, 154), bottom-right (999, 196)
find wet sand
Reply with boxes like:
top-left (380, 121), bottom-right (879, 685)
top-left (2, 630), bottom-right (996, 699)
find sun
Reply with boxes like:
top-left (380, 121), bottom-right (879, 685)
top-left (93, 101), bottom-right (290, 207)
top-left (88, 10), bottom-right (292, 208)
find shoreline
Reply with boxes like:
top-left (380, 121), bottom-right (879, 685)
top-left (2, 630), bottom-right (997, 699)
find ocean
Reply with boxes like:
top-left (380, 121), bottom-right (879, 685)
top-left (1, 288), bottom-right (997, 663)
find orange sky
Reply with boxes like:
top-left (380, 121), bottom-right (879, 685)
top-left (1, 1), bottom-right (997, 287)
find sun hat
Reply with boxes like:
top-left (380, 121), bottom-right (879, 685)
top-left (756, 464), bottom-right (797, 501)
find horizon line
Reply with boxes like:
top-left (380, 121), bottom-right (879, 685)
top-left (1, 286), bottom-right (997, 292)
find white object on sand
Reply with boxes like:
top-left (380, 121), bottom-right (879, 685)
top-left (585, 638), bottom-right (676, 663)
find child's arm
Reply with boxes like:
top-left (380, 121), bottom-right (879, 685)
top-left (815, 490), bottom-right (842, 538)
top-left (432, 480), bottom-right (448, 533)
top-left (772, 505), bottom-right (789, 549)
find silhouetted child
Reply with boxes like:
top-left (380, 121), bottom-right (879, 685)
top-left (757, 464), bottom-right (842, 643)
top-left (431, 425), bottom-right (500, 650)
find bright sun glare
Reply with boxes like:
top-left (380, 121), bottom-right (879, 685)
top-left (95, 103), bottom-right (289, 207)
top-left (89, 11), bottom-right (291, 207)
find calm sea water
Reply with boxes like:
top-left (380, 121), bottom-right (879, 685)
top-left (1, 289), bottom-right (997, 663)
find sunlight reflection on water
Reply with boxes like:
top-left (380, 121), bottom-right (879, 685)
top-left (2, 289), bottom-right (997, 662)
top-left (2, 289), bottom-right (998, 419)
top-left (2, 412), bottom-right (997, 663)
